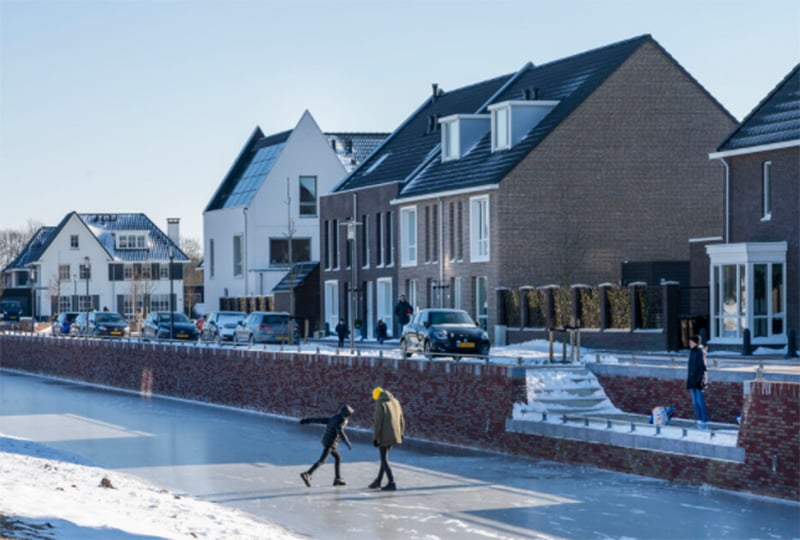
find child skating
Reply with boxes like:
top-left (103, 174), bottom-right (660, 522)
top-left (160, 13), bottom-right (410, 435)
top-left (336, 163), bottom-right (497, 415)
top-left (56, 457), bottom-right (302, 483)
top-left (299, 404), bottom-right (354, 487)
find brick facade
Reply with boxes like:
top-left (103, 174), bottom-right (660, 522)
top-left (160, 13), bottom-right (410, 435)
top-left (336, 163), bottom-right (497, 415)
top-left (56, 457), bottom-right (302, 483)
top-left (2, 335), bottom-right (796, 500)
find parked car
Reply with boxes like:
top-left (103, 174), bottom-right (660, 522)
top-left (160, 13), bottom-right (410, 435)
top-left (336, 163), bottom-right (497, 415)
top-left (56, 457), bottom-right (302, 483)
top-left (70, 312), bottom-right (88, 336)
top-left (399, 308), bottom-right (490, 358)
top-left (202, 311), bottom-right (246, 343)
top-left (87, 311), bottom-right (129, 338)
top-left (141, 311), bottom-right (200, 341)
top-left (233, 311), bottom-right (299, 344)
top-left (51, 312), bottom-right (79, 335)
top-left (0, 300), bottom-right (22, 322)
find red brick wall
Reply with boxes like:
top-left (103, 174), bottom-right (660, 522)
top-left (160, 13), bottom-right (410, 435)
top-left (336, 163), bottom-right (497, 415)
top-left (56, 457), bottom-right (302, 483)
top-left (1, 335), bottom-right (796, 500)
top-left (595, 374), bottom-right (744, 423)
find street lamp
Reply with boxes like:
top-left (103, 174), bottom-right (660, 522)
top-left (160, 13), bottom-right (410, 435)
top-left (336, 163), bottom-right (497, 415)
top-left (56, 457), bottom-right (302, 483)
top-left (168, 245), bottom-right (174, 340)
top-left (29, 267), bottom-right (36, 334)
top-left (84, 256), bottom-right (90, 337)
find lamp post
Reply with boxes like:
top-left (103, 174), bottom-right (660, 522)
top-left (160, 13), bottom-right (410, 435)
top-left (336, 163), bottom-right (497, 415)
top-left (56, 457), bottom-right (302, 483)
top-left (73, 274), bottom-right (77, 311)
top-left (29, 267), bottom-right (36, 333)
top-left (84, 256), bottom-right (90, 337)
top-left (168, 245), bottom-right (174, 340)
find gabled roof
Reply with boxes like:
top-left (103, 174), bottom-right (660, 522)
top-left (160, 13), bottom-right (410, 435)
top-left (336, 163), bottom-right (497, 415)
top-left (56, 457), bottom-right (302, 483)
top-left (716, 63), bottom-right (800, 152)
top-left (272, 262), bottom-right (318, 293)
top-left (2, 212), bottom-right (187, 272)
top-left (205, 127), bottom-right (292, 212)
top-left (334, 73), bottom-right (516, 193)
top-left (399, 34), bottom-right (654, 199)
top-left (326, 132), bottom-right (389, 172)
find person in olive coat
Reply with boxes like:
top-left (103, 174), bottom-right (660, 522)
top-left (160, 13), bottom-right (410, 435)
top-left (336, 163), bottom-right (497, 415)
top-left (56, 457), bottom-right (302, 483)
top-left (299, 404), bottom-right (354, 487)
top-left (369, 387), bottom-right (405, 491)
top-left (686, 335), bottom-right (708, 429)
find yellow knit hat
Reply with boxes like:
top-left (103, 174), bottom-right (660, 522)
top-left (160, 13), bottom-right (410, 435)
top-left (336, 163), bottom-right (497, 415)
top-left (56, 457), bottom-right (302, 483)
top-left (372, 387), bottom-right (383, 401)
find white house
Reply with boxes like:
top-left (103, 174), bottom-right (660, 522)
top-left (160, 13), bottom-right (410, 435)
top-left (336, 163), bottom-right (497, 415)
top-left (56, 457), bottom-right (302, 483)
top-left (1, 212), bottom-right (188, 320)
top-left (202, 110), bottom-right (386, 315)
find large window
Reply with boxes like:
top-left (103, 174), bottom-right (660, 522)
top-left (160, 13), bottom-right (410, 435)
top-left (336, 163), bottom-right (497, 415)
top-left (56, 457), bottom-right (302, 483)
top-left (762, 161), bottom-right (772, 220)
top-left (476, 276), bottom-right (488, 330)
top-left (299, 176), bottom-right (317, 217)
top-left (470, 195), bottom-right (490, 262)
top-left (400, 206), bottom-right (417, 267)
top-left (324, 280), bottom-right (339, 333)
top-left (376, 278), bottom-right (393, 335)
top-left (270, 238), bottom-right (311, 265)
top-left (58, 264), bottom-right (70, 281)
top-left (361, 214), bottom-right (370, 268)
top-left (233, 234), bottom-right (243, 277)
top-left (707, 242), bottom-right (786, 343)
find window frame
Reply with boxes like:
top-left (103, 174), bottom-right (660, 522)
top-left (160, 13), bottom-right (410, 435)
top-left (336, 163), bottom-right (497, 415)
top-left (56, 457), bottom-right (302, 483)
top-left (469, 195), bottom-right (490, 262)
top-left (400, 206), bottom-right (417, 267)
top-left (299, 175), bottom-right (318, 217)
top-left (233, 234), bottom-right (243, 277)
top-left (762, 161), bottom-right (772, 221)
top-left (491, 106), bottom-right (510, 151)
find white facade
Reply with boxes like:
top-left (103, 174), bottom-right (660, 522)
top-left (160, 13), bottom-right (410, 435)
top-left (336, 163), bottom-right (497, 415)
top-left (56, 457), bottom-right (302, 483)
top-left (203, 111), bottom-right (347, 311)
top-left (17, 214), bottom-right (185, 320)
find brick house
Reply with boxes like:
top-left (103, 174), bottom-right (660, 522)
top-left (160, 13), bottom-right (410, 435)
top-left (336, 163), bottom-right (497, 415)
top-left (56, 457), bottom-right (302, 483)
top-left (321, 34), bottom-right (736, 343)
top-left (703, 64), bottom-right (799, 349)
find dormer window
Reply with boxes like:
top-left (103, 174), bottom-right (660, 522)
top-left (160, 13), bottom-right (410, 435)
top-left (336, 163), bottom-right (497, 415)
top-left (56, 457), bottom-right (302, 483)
top-left (489, 100), bottom-right (559, 152)
top-left (491, 107), bottom-right (510, 151)
top-left (442, 119), bottom-right (459, 161)
top-left (117, 232), bottom-right (148, 250)
top-left (440, 114), bottom-right (491, 162)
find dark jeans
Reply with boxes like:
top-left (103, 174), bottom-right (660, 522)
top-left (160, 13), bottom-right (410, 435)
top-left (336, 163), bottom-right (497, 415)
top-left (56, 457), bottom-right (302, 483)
top-left (690, 388), bottom-right (707, 423)
top-left (307, 446), bottom-right (342, 479)
top-left (376, 445), bottom-right (394, 483)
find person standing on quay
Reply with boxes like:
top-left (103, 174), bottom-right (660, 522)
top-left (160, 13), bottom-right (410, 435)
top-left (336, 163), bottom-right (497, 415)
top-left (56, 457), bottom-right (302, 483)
top-left (686, 334), bottom-right (708, 430)
top-left (369, 387), bottom-right (405, 491)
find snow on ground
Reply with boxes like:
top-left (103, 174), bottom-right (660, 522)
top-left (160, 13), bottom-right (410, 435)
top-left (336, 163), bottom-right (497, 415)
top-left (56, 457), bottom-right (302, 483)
top-left (0, 436), bottom-right (302, 540)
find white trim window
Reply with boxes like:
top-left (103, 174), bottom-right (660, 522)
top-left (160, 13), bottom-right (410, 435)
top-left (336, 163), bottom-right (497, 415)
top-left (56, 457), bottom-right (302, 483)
top-left (376, 278), bottom-right (393, 336)
top-left (299, 175), bottom-right (318, 217)
top-left (453, 276), bottom-right (463, 309)
top-left (442, 119), bottom-right (459, 161)
top-left (470, 195), bottom-right (490, 262)
top-left (707, 242), bottom-right (786, 344)
top-left (762, 161), bottom-right (772, 221)
top-left (491, 106), bottom-right (510, 151)
top-left (233, 234), bottom-right (243, 277)
top-left (324, 280), bottom-right (339, 333)
top-left (400, 206), bottom-right (417, 267)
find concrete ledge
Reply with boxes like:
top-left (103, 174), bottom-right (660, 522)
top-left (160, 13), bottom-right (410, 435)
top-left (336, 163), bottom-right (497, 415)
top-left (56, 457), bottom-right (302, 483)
top-left (506, 418), bottom-right (745, 463)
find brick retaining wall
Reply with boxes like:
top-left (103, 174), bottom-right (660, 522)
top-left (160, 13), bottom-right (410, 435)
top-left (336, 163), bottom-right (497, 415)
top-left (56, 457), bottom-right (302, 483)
top-left (0, 335), bottom-right (796, 500)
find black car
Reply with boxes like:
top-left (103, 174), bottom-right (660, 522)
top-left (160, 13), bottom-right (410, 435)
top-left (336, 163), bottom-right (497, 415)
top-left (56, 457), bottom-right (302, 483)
top-left (0, 300), bottom-right (22, 322)
top-left (142, 311), bottom-right (200, 340)
top-left (87, 311), bottom-right (129, 338)
top-left (400, 308), bottom-right (490, 358)
top-left (52, 312), bottom-right (79, 335)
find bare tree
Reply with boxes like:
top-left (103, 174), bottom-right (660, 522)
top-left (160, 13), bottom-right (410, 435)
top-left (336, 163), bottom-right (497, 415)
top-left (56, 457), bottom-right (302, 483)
top-left (0, 220), bottom-right (43, 296)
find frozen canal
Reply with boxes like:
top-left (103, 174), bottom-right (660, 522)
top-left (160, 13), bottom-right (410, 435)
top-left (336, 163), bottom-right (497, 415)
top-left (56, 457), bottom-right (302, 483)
top-left (1, 370), bottom-right (798, 539)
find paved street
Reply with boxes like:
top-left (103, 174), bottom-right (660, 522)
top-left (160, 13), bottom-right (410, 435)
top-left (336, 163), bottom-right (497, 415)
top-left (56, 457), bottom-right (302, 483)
top-left (1, 369), bottom-right (798, 539)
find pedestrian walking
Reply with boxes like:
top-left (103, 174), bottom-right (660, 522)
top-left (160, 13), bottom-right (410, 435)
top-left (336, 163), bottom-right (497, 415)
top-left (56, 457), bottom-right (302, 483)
top-left (376, 319), bottom-right (387, 344)
top-left (686, 334), bottom-right (708, 429)
top-left (335, 319), bottom-right (348, 348)
top-left (369, 387), bottom-right (404, 491)
top-left (394, 294), bottom-right (413, 336)
top-left (299, 404), bottom-right (354, 487)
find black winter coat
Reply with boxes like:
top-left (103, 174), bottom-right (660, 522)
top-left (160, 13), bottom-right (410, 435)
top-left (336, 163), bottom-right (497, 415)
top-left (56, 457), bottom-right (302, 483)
top-left (301, 405), bottom-right (353, 449)
top-left (686, 346), bottom-right (707, 390)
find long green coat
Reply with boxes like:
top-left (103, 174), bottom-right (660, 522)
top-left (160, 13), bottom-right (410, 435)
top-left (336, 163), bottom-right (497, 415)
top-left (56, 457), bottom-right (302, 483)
top-left (373, 390), bottom-right (404, 447)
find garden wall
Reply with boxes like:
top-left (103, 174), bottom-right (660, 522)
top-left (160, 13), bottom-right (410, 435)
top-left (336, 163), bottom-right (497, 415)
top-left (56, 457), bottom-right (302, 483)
top-left (0, 334), bottom-right (796, 500)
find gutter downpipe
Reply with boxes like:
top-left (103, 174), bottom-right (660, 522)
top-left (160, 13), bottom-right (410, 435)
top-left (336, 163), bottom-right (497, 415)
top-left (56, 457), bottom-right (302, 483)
top-left (438, 197), bottom-right (445, 308)
top-left (721, 157), bottom-right (730, 243)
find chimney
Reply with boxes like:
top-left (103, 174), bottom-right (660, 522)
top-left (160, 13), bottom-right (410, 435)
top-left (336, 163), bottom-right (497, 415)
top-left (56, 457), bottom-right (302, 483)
top-left (432, 83), bottom-right (438, 102)
top-left (167, 218), bottom-right (180, 247)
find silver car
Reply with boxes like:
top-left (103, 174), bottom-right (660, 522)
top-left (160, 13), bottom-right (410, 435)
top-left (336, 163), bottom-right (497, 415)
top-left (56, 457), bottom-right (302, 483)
top-left (233, 311), bottom-right (299, 344)
top-left (201, 311), bottom-right (246, 343)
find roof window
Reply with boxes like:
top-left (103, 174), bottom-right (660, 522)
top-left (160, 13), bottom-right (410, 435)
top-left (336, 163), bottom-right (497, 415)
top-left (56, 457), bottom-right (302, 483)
top-left (440, 114), bottom-right (491, 162)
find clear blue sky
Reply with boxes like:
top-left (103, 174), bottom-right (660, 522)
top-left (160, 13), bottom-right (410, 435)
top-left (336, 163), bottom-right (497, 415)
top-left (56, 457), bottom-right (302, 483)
top-left (1, 0), bottom-right (798, 245)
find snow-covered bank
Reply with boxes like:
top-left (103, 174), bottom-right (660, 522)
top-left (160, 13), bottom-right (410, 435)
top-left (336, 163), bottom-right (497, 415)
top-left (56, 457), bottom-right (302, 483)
top-left (0, 437), bottom-right (301, 540)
